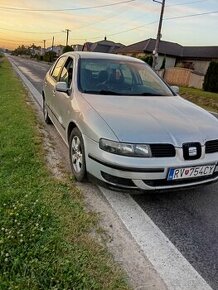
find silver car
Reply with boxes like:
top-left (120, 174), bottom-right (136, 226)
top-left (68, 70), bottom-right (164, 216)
top-left (42, 51), bottom-right (218, 191)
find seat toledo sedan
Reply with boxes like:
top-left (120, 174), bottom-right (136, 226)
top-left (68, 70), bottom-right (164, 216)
top-left (42, 51), bottom-right (218, 191)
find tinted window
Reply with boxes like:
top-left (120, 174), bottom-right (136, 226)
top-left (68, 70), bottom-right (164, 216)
top-left (78, 58), bottom-right (173, 96)
top-left (51, 57), bottom-right (66, 81)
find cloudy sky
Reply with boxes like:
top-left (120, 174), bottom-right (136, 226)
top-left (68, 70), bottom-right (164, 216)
top-left (0, 0), bottom-right (217, 49)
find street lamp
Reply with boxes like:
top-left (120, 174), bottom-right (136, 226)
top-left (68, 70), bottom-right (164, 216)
top-left (152, 0), bottom-right (166, 70)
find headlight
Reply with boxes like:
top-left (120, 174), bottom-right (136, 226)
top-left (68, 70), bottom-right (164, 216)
top-left (99, 139), bottom-right (152, 157)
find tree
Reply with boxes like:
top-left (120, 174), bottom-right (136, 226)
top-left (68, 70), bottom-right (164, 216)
top-left (12, 45), bottom-right (30, 56)
top-left (203, 61), bottom-right (218, 93)
top-left (138, 55), bottom-right (153, 67)
top-left (43, 51), bottom-right (57, 62)
top-left (63, 45), bottom-right (74, 53)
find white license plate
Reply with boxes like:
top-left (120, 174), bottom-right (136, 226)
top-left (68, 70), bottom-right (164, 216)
top-left (167, 164), bottom-right (216, 181)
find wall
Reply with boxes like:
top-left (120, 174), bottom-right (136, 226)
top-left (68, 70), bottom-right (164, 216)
top-left (192, 60), bottom-right (209, 75)
top-left (156, 55), bottom-right (176, 69)
top-left (176, 59), bottom-right (210, 75)
top-left (163, 67), bottom-right (204, 89)
top-left (164, 67), bottom-right (191, 86)
top-left (189, 72), bottom-right (204, 89)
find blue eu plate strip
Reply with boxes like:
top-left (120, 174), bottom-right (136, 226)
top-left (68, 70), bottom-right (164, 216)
top-left (168, 168), bottom-right (174, 181)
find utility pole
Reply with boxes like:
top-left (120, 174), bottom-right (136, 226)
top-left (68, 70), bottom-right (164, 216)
top-left (65, 29), bottom-right (71, 46)
top-left (152, 0), bottom-right (166, 70)
top-left (43, 39), bottom-right (46, 54)
top-left (51, 36), bottom-right (54, 51)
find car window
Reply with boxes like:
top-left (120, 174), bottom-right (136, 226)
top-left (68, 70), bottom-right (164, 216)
top-left (51, 57), bottom-right (67, 81)
top-left (78, 58), bottom-right (173, 96)
top-left (59, 57), bottom-right (74, 87)
top-left (120, 64), bottom-right (133, 85)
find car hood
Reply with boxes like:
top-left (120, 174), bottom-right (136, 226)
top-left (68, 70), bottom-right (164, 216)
top-left (82, 94), bottom-right (218, 146)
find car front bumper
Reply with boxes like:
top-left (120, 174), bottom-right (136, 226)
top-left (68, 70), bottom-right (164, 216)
top-left (84, 136), bottom-right (218, 191)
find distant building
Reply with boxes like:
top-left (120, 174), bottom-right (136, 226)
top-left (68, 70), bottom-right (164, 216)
top-left (28, 44), bottom-right (42, 56)
top-left (117, 38), bottom-right (218, 75)
top-left (46, 45), bottom-right (64, 56)
top-left (82, 37), bottom-right (125, 54)
top-left (72, 44), bottom-right (83, 51)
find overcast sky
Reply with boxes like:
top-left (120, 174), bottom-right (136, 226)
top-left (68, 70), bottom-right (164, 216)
top-left (0, 0), bottom-right (217, 49)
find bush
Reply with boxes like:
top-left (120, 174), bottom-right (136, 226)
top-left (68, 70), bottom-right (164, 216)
top-left (203, 61), bottom-right (218, 93)
top-left (43, 51), bottom-right (57, 62)
top-left (138, 55), bottom-right (153, 67)
top-left (63, 45), bottom-right (74, 53)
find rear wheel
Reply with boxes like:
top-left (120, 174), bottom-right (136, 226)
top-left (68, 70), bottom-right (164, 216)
top-left (43, 97), bottom-right (52, 124)
top-left (69, 128), bottom-right (87, 182)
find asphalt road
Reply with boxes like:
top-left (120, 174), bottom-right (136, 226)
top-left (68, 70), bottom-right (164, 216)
top-left (8, 55), bottom-right (218, 289)
top-left (8, 55), bottom-right (50, 93)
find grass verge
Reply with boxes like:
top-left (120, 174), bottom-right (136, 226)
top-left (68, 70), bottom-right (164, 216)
top-left (0, 58), bottom-right (129, 290)
top-left (180, 86), bottom-right (218, 113)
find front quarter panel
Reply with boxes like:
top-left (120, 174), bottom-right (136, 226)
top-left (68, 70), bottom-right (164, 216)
top-left (68, 91), bottom-right (119, 143)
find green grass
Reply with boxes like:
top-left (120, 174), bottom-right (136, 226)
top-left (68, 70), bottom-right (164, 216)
top-left (180, 86), bottom-right (218, 113)
top-left (0, 58), bottom-right (130, 290)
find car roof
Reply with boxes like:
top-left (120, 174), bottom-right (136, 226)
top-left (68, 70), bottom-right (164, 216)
top-left (62, 51), bottom-right (144, 63)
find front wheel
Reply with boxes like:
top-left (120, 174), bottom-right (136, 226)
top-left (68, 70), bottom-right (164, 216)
top-left (69, 128), bottom-right (87, 182)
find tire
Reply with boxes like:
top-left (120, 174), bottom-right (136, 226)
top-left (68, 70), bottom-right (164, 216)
top-left (43, 97), bottom-right (52, 124)
top-left (69, 128), bottom-right (87, 182)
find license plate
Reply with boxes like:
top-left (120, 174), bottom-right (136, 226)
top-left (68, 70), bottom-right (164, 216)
top-left (167, 164), bottom-right (216, 181)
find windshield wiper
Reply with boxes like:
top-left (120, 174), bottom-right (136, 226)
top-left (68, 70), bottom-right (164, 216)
top-left (83, 90), bottom-right (122, 95)
top-left (136, 92), bottom-right (165, 96)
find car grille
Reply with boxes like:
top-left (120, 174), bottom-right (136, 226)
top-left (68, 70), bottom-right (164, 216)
top-left (205, 139), bottom-right (218, 154)
top-left (101, 171), bottom-right (136, 187)
top-left (150, 144), bottom-right (176, 157)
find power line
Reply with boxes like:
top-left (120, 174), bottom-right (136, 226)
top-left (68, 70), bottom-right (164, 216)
top-left (103, 9), bottom-right (218, 38)
top-left (164, 9), bottom-right (218, 20)
top-left (1, 7), bottom-right (218, 46)
top-left (0, 38), bottom-right (43, 43)
top-left (166, 0), bottom-right (208, 7)
top-left (74, 0), bottom-right (211, 37)
top-left (0, 27), bottom-right (62, 34)
top-left (0, 0), bottom-right (135, 12)
top-left (0, 1), bottom-right (210, 35)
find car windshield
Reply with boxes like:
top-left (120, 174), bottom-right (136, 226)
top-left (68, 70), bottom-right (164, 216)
top-left (78, 58), bottom-right (174, 96)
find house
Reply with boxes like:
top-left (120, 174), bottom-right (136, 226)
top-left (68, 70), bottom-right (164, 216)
top-left (116, 38), bottom-right (218, 75)
top-left (177, 46), bottom-right (218, 75)
top-left (82, 37), bottom-right (125, 54)
top-left (46, 45), bottom-right (64, 57)
top-left (72, 44), bottom-right (83, 51)
top-left (28, 44), bottom-right (42, 56)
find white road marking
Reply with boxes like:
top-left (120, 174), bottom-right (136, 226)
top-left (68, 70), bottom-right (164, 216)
top-left (99, 187), bottom-right (212, 290)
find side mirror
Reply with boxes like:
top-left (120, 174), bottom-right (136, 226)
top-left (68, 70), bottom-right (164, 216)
top-left (171, 86), bottom-right (179, 94)
top-left (55, 82), bottom-right (68, 93)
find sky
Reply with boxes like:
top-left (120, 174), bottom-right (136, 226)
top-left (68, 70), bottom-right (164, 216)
top-left (0, 0), bottom-right (217, 50)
